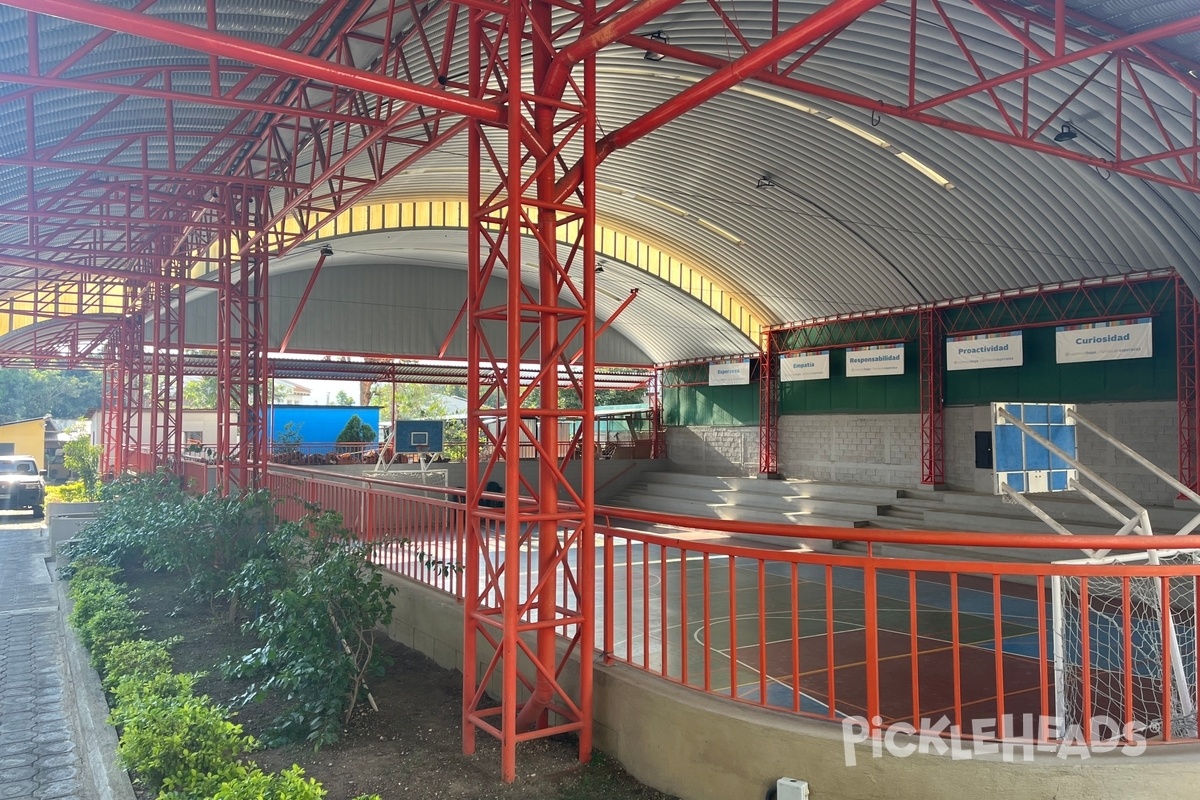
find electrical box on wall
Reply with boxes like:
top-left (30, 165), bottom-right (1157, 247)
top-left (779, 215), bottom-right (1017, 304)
top-left (775, 777), bottom-right (810, 800)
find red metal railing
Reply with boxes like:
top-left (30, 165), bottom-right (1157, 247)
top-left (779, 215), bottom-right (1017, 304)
top-left (249, 465), bottom-right (1199, 747)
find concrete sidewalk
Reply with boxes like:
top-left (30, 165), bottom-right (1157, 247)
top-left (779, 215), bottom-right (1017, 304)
top-left (0, 519), bottom-right (134, 800)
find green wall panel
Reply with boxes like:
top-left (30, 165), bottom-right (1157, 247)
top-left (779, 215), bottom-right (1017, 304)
top-left (779, 344), bottom-right (920, 414)
top-left (664, 382), bottom-right (759, 427)
top-left (944, 318), bottom-right (1176, 405)
top-left (663, 280), bottom-right (1177, 426)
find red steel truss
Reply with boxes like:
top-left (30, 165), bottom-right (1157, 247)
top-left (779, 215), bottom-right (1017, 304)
top-left (918, 307), bottom-right (944, 486)
top-left (100, 348), bottom-right (121, 479)
top-left (115, 311), bottom-right (145, 476)
top-left (649, 366), bottom-right (666, 460)
top-left (461, 0), bottom-right (599, 780)
top-left (1178, 275), bottom-right (1200, 494)
top-left (148, 246), bottom-right (185, 472)
top-left (5, 0), bottom-right (1200, 784)
top-left (758, 332), bottom-right (779, 476)
top-left (619, 0), bottom-right (1200, 195)
top-left (215, 191), bottom-right (270, 493)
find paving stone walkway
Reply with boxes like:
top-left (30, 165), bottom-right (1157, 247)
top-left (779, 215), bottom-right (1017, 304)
top-left (0, 523), bottom-right (87, 800)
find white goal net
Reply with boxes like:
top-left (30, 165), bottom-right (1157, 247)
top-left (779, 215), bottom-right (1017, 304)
top-left (1052, 551), bottom-right (1199, 740)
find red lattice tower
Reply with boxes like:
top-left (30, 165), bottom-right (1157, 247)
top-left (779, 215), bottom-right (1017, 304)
top-left (462, 0), bottom-right (598, 781)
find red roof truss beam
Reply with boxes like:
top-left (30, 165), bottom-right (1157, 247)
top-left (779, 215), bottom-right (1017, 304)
top-left (617, 0), bottom-right (1200, 194)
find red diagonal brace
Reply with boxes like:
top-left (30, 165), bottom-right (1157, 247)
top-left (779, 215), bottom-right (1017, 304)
top-left (557, 0), bottom-right (887, 197)
top-left (3, 0), bottom-right (503, 124)
top-left (278, 247), bottom-right (331, 353)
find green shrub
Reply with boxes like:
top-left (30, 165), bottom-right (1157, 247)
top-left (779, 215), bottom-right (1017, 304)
top-left (224, 512), bottom-right (396, 748)
top-left (62, 437), bottom-right (102, 499)
top-left (61, 473), bottom-right (187, 574)
top-left (111, 670), bottom-right (198, 711)
top-left (204, 765), bottom-right (326, 800)
top-left (102, 637), bottom-right (178, 692)
top-left (67, 567), bottom-right (143, 669)
top-left (46, 481), bottom-right (89, 503)
top-left (115, 691), bottom-right (256, 795)
top-left (80, 604), bottom-right (144, 670)
top-left (137, 488), bottom-right (279, 609)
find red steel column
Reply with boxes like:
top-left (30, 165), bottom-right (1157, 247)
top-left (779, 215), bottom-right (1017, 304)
top-left (649, 366), bottom-right (666, 459)
top-left (100, 328), bottom-right (123, 479)
top-left (462, 0), bottom-right (596, 781)
top-left (1177, 274), bottom-right (1199, 493)
top-left (148, 247), bottom-right (186, 473)
top-left (758, 333), bottom-right (779, 476)
top-left (216, 189), bottom-right (270, 494)
top-left (919, 307), bottom-right (944, 485)
top-left (117, 312), bottom-right (145, 473)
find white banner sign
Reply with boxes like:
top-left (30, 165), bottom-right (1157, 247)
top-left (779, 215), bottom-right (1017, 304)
top-left (780, 351), bottom-right (830, 382)
top-left (1055, 318), bottom-right (1153, 364)
top-left (709, 359), bottom-right (751, 386)
top-left (946, 330), bottom-right (1023, 371)
top-left (845, 343), bottom-right (905, 377)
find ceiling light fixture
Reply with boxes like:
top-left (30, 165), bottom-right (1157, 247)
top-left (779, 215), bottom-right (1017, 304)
top-left (1054, 123), bottom-right (1078, 143)
top-left (644, 30), bottom-right (668, 61)
top-left (755, 175), bottom-right (777, 189)
top-left (319, 245), bottom-right (334, 256)
top-left (728, 85), bottom-right (954, 190)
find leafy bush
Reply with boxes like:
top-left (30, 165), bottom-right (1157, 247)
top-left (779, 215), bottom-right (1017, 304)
top-left (141, 488), bottom-right (277, 607)
top-left (61, 473), bottom-right (188, 574)
top-left (204, 765), bottom-right (326, 800)
top-left (46, 481), bottom-right (89, 503)
top-left (335, 414), bottom-right (376, 444)
top-left (63, 436), bottom-right (102, 499)
top-left (114, 690), bottom-right (256, 795)
top-left (67, 566), bottom-right (143, 669)
top-left (111, 670), bottom-right (199, 710)
top-left (102, 637), bottom-right (178, 692)
top-left (224, 512), bottom-right (396, 747)
top-left (65, 521), bottom-right (355, 800)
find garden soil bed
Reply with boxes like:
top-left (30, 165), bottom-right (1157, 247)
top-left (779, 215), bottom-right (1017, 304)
top-left (123, 564), bottom-right (677, 800)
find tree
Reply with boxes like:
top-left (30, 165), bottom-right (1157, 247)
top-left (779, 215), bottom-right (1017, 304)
top-left (333, 390), bottom-right (355, 406)
top-left (62, 436), bottom-right (102, 499)
top-left (0, 368), bottom-right (102, 422)
top-left (558, 387), bottom-right (647, 409)
top-left (183, 377), bottom-right (218, 409)
top-left (367, 382), bottom-right (450, 425)
top-left (335, 415), bottom-right (376, 443)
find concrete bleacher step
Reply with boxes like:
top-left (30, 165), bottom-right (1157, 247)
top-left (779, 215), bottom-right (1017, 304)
top-left (923, 508), bottom-right (1121, 536)
top-left (619, 491), bottom-right (864, 528)
top-left (647, 472), bottom-right (902, 504)
top-left (936, 491), bottom-right (1200, 533)
top-left (640, 475), bottom-right (888, 518)
top-left (723, 477), bottom-right (902, 504)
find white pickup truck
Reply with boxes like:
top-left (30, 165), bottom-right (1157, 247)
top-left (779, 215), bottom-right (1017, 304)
top-left (0, 455), bottom-right (46, 518)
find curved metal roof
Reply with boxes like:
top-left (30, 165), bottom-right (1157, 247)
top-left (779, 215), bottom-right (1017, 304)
top-left (3, 0), bottom-right (1200, 363)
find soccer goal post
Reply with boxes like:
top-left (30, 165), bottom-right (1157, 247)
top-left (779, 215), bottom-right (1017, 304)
top-left (1052, 551), bottom-right (1198, 740)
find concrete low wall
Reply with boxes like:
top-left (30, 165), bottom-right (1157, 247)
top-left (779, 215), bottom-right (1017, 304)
top-left (383, 574), bottom-right (1200, 800)
top-left (47, 501), bottom-right (101, 557)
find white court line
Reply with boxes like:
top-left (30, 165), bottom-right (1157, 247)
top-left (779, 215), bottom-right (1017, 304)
top-left (692, 613), bottom-right (851, 718)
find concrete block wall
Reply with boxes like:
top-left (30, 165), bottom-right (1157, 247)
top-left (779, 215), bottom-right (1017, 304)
top-left (944, 405), bottom-right (993, 493)
top-left (777, 414), bottom-right (921, 487)
top-left (1068, 401), bottom-right (1177, 506)
top-left (664, 426), bottom-right (759, 476)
